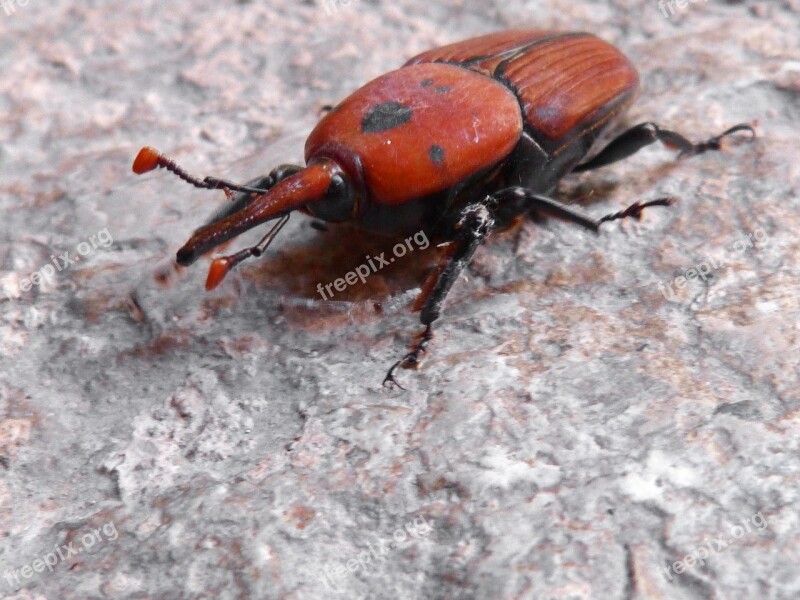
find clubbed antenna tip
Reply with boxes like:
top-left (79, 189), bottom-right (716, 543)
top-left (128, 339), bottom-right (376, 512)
top-left (132, 146), bottom-right (162, 174)
top-left (206, 257), bottom-right (233, 291)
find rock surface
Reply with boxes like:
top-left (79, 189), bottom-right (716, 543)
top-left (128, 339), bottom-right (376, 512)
top-left (1, 1), bottom-right (799, 599)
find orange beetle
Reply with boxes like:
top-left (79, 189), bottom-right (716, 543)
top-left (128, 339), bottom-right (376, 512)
top-left (132, 30), bottom-right (754, 387)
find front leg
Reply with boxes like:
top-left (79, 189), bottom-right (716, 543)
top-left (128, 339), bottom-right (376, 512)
top-left (383, 200), bottom-right (496, 388)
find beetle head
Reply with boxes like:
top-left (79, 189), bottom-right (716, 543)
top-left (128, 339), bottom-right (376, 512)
top-left (132, 147), bottom-right (357, 289)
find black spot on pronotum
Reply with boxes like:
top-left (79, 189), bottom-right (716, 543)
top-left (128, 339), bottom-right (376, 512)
top-left (429, 144), bottom-right (445, 165)
top-left (420, 78), bottom-right (434, 88)
top-left (434, 86), bottom-right (451, 94)
top-left (361, 102), bottom-right (413, 133)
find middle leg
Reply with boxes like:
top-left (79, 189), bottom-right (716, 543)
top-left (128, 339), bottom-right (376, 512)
top-left (495, 187), bottom-right (676, 231)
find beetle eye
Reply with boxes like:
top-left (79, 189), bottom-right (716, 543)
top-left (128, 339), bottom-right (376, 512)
top-left (305, 172), bottom-right (356, 222)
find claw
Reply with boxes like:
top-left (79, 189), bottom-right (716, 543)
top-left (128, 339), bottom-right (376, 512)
top-left (678, 123), bottom-right (756, 159)
top-left (382, 325), bottom-right (432, 389)
top-left (382, 359), bottom-right (407, 390)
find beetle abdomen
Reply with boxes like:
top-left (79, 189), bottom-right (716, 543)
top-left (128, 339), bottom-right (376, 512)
top-left (407, 30), bottom-right (640, 156)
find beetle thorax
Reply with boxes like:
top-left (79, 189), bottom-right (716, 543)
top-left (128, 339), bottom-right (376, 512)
top-left (304, 63), bottom-right (524, 207)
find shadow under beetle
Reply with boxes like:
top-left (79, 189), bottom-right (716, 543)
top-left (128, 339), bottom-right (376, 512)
top-left (132, 30), bottom-right (755, 388)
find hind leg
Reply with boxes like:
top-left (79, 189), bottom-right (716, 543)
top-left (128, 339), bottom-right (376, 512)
top-left (572, 122), bottom-right (754, 173)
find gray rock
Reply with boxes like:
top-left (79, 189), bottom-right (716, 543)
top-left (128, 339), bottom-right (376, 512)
top-left (1, 1), bottom-right (798, 598)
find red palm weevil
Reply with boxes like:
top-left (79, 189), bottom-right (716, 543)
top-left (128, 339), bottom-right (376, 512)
top-left (132, 30), bottom-right (755, 387)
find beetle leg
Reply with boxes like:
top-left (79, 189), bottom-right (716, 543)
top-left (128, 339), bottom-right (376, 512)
top-left (382, 188), bottom-right (676, 388)
top-left (383, 201), bottom-right (496, 389)
top-left (597, 197), bottom-right (676, 224)
top-left (494, 188), bottom-right (675, 232)
top-left (496, 188), bottom-right (603, 231)
top-left (572, 122), bottom-right (755, 172)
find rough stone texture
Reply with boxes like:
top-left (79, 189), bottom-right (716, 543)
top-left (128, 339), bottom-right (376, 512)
top-left (1, 1), bottom-right (799, 599)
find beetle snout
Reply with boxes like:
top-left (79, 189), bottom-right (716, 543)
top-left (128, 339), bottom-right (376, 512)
top-left (175, 246), bottom-right (197, 267)
top-left (174, 161), bottom-right (340, 267)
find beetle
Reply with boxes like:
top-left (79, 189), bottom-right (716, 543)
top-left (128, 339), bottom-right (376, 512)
top-left (132, 29), bottom-right (754, 388)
